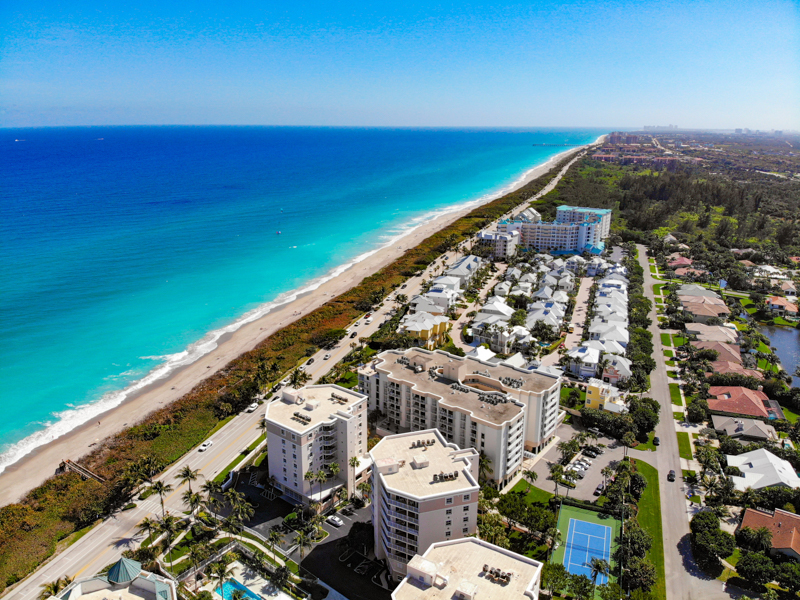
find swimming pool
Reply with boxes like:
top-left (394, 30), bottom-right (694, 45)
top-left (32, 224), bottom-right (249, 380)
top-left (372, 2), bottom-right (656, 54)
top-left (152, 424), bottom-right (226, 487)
top-left (216, 578), bottom-right (261, 600)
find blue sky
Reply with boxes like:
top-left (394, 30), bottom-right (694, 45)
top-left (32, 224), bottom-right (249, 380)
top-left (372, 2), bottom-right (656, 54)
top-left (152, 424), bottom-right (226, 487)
top-left (1, 0), bottom-right (798, 129)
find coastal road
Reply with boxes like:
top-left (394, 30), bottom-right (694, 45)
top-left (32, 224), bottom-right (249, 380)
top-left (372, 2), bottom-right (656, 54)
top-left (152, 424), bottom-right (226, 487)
top-left (8, 407), bottom-right (266, 600)
top-left (637, 244), bottom-right (731, 600)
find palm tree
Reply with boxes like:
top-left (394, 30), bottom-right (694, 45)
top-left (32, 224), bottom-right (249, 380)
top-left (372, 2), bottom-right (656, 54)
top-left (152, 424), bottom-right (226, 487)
top-left (348, 456), bottom-right (360, 497)
top-left (182, 490), bottom-right (203, 520)
top-left (231, 590), bottom-right (246, 600)
top-left (304, 470), bottom-right (316, 499)
top-left (209, 560), bottom-right (235, 599)
top-left (600, 466), bottom-right (613, 489)
top-left (522, 469), bottom-right (538, 493)
top-left (187, 543), bottom-right (210, 591)
top-left (295, 530), bottom-right (314, 559)
top-left (546, 527), bottom-right (562, 558)
top-left (150, 480), bottom-right (173, 518)
top-left (315, 469), bottom-right (328, 505)
top-left (39, 578), bottom-right (68, 599)
top-left (202, 481), bottom-right (224, 527)
top-left (137, 516), bottom-right (159, 546)
top-left (753, 526), bottom-right (773, 553)
top-left (177, 465), bottom-right (200, 493)
top-left (621, 431), bottom-right (636, 458)
top-left (562, 470), bottom-right (577, 498)
top-left (289, 368), bottom-right (311, 389)
top-left (549, 463), bottom-right (564, 497)
top-left (589, 557), bottom-right (610, 592)
top-left (328, 462), bottom-right (341, 481)
top-left (158, 514), bottom-right (180, 570)
top-left (739, 486), bottom-right (760, 509)
top-left (268, 526), bottom-right (285, 560)
top-left (478, 451), bottom-right (493, 484)
top-left (357, 481), bottom-right (371, 501)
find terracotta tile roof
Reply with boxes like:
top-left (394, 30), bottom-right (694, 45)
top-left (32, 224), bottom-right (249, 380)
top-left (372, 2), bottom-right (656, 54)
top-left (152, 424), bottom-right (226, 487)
top-left (707, 386), bottom-right (772, 419)
top-left (740, 508), bottom-right (800, 556)
top-left (708, 361), bottom-right (763, 380)
top-left (675, 267), bottom-right (709, 277)
top-left (768, 296), bottom-right (799, 312)
top-left (679, 295), bottom-right (726, 306)
top-left (691, 341), bottom-right (742, 364)
top-left (668, 257), bottom-right (693, 267)
top-left (683, 302), bottom-right (731, 318)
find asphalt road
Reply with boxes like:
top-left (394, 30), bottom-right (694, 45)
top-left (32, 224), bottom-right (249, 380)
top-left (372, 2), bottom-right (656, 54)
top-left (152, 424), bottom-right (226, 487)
top-left (637, 244), bottom-right (734, 600)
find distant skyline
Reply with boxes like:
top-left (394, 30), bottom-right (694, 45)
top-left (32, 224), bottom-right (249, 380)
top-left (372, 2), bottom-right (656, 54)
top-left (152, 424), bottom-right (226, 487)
top-left (1, 0), bottom-right (798, 129)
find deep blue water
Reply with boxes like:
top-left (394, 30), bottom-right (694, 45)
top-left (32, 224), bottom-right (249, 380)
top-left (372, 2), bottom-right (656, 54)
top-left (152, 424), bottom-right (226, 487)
top-left (0, 126), bottom-right (603, 471)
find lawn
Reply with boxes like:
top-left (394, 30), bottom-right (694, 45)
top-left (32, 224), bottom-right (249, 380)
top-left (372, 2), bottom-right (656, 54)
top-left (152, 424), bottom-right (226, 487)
top-left (650, 265), bottom-right (658, 274)
top-left (653, 283), bottom-right (664, 296)
top-left (663, 349), bottom-right (673, 358)
top-left (781, 404), bottom-right (800, 424)
top-left (660, 333), bottom-right (672, 347)
top-left (665, 360), bottom-right (677, 367)
top-left (635, 432), bottom-right (658, 452)
top-left (673, 411), bottom-right (684, 421)
top-left (676, 432), bottom-right (693, 460)
top-left (669, 383), bottom-right (683, 406)
top-left (726, 547), bottom-right (742, 567)
top-left (633, 460), bottom-right (666, 600)
top-left (508, 479), bottom-right (554, 506)
top-left (560, 386), bottom-right (586, 407)
top-left (672, 335), bottom-right (687, 347)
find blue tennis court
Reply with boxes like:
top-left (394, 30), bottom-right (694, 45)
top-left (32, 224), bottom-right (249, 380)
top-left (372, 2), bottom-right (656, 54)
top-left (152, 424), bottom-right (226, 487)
top-left (563, 518), bottom-right (612, 584)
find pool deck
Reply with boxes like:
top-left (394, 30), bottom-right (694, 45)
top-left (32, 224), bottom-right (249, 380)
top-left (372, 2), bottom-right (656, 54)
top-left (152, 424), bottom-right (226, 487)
top-left (200, 562), bottom-right (293, 600)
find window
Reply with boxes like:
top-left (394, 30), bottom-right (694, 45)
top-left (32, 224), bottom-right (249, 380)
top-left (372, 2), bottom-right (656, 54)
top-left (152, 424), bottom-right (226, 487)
top-left (446, 497), bottom-right (453, 505)
top-left (463, 516), bottom-right (469, 523)
top-left (292, 434), bottom-right (296, 440)
top-left (281, 429), bottom-right (285, 435)
top-left (446, 520), bottom-right (451, 526)
top-left (283, 458), bottom-right (286, 463)
top-left (293, 454), bottom-right (297, 459)
top-left (463, 494), bottom-right (470, 502)
top-left (292, 443), bottom-right (296, 449)
top-left (445, 509), bottom-right (452, 515)
top-left (282, 439), bottom-right (286, 445)
top-left (282, 449), bottom-right (286, 454)
top-left (463, 527), bottom-right (469, 534)
top-left (283, 467), bottom-right (287, 473)
top-left (463, 506), bottom-right (469, 512)
top-left (446, 531), bottom-right (451, 537)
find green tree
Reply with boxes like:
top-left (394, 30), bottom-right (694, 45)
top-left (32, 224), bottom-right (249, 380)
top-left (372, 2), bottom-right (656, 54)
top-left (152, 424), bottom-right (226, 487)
top-left (177, 465), bottom-right (200, 494)
top-left (693, 528), bottom-right (735, 568)
top-left (541, 563), bottom-right (569, 598)
top-left (271, 565), bottom-right (290, 589)
top-left (567, 573), bottom-right (594, 600)
top-left (777, 561), bottom-right (800, 595)
top-left (752, 526), bottom-right (773, 553)
top-left (295, 530), bottom-right (314, 559)
top-left (209, 560), bottom-right (235, 599)
top-left (621, 431), bottom-right (637, 457)
top-left (597, 582), bottom-right (625, 600)
top-left (478, 451), bottom-right (493, 483)
top-left (348, 456), bottom-right (360, 497)
top-left (549, 463), bottom-right (564, 496)
top-left (622, 556), bottom-right (657, 593)
top-left (268, 526), bottom-right (285, 560)
top-left (150, 480), bottom-right (173, 518)
top-left (289, 368), bottom-right (312, 389)
top-left (589, 557), bottom-right (610, 592)
top-left (735, 551), bottom-right (775, 586)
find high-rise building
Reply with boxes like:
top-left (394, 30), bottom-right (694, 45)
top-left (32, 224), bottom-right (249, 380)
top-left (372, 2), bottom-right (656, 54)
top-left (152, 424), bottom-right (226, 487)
top-left (358, 348), bottom-right (561, 487)
top-left (393, 538), bottom-right (543, 600)
top-left (264, 384), bottom-right (370, 506)
top-left (370, 429), bottom-right (480, 580)
top-left (497, 206), bottom-right (611, 255)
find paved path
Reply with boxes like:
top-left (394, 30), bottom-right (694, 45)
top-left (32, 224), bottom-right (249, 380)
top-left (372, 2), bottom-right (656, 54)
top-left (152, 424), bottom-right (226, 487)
top-left (637, 244), bottom-right (733, 600)
top-left (539, 276), bottom-right (592, 367)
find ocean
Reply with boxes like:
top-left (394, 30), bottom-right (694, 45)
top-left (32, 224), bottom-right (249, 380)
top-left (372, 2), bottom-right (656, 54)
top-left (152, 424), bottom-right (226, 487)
top-left (0, 126), bottom-right (604, 473)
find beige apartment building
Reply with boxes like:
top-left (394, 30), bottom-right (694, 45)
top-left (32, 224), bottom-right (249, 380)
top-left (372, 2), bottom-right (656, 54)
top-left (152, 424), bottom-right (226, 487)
top-left (264, 384), bottom-right (370, 506)
top-left (358, 348), bottom-right (561, 488)
top-left (393, 538), bottom-right (543, 600)
top-left (370, 429), bottom-right (480, 581)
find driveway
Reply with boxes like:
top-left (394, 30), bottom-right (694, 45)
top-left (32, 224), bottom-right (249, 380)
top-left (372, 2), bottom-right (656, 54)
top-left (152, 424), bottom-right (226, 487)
top-left (539, 276), bottom-right (593, 367)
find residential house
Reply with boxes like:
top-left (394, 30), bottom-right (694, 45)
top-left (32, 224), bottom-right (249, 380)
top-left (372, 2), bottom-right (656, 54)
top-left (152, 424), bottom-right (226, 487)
top-left (737, 508), bottom-right (800, 561)
top-left (584, 378), bottom-right (627, 414)
top-left (423, 288), bottom-right (460, 314)
top-left (410, 295), bottom-right (446, 316)
top-left (446, 255), bottom-right (483, 288)
top-left (566, 255), bottom-right (587, 273)
top-left (707, 386), bottom-right (784, 420)
top-left (691, 341), bottom-right (743, 364)
top-left (708, 361), bottom-right (763, 380)
top-left (505, 267), bottom-right (523, 282)
top-left (782, 281), bottom-right (797, 298)
top-left (682, 301), bottom-right (731, 323)
top-left (726, 449), bottom-right (800, 491)
top-left (397, 312), bottom-right (450, 350)
top-left (667, 256), bottom-right (693, 269)
top-left (711, 416), bottom-right (777, 443)
top-left (494, 281), bottom-right (512, 297)
top-left (431, 276), bottom-right (462, 294)
top-left (589, 323), bottom-right (629, 348)
top-left (565, 346), bottom-right (600, 379)
top-left (675, 267), bottom-right (709, 279)
top-left (601, 354), bottom-right (633, 385)
top-left (767, 296), bottom-right (799, 318)
top-left (587, 258), bottom-right (609, 277)
top-left (684, 324), bottom-right (739, 344)
top-left (582, 339), bottom-right (626, 356)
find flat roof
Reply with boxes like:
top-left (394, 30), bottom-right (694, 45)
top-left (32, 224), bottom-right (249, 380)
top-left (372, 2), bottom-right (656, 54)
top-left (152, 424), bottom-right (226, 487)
top-left (393, 538), bottom-right (541, 600)
top-left (370, 430), bottom-right (478, 497)
top-left (362, 349), bottom-right (558, 426)
top-left (265, 385), bottom-right (365, 432)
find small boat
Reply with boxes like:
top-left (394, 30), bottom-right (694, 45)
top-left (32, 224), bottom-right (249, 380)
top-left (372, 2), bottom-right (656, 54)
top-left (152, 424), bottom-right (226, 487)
top-left (277, 231), bottom-right (281, 234)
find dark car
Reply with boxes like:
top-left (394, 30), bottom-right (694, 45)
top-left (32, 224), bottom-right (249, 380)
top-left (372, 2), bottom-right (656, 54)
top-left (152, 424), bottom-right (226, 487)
top-left (593, 484), bottom-right (604, 496)
top-left (584, 450), bottom-right (598, 458)
top-left (653, 437), bottom-right (660, 446)
top-left (668, 470), bottom-right (676, 482)
top-left (350, 331), bottom-right (358, 338)
top-left (401, 284), bottom-right (407, 289)
top-left (307, 358), bottom-right (315, 365)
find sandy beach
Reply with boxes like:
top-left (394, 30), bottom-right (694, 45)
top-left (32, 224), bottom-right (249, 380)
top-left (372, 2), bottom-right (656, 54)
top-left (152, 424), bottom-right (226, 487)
top-left (0, 142), bottom-right (597, 507)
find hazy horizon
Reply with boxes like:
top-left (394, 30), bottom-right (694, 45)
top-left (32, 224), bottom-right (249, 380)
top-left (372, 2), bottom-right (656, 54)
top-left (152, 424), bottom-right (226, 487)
top-left (2, 0), bottom-right (798, 130)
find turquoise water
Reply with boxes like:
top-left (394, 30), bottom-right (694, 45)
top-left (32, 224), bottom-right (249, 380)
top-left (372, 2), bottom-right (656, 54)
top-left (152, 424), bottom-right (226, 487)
top-left (216, 578), bottom-right (262, 600)
top-left (0, 126), bottom-right (604, 472)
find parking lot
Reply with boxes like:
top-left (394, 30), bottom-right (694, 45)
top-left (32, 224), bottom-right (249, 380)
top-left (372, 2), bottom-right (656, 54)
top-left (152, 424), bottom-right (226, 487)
top-left (525, 422), bottom-right (660, 502)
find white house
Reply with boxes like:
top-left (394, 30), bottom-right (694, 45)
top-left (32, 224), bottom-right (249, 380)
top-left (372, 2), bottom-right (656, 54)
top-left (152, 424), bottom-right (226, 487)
top-left (582, 339), bottom-right (626, 356)
top-left (566, 345), bottom-right (600, 379)
top-left (726, 449), bottom-right (800, 492)
top-left (601, 354), bottom-right (633, 385)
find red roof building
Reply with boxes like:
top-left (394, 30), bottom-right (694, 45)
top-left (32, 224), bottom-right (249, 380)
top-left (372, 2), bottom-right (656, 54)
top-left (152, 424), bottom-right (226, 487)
top-left (739, 508), bottom-right (800, 561)
top-left (707, 386), bottom-right (782, 420)
top-left (668, 256), bottom-right (694, 268)
top-left (707, 361), bottom-right (763, 380)
top-left (691, 341), bottom-right (742, 364)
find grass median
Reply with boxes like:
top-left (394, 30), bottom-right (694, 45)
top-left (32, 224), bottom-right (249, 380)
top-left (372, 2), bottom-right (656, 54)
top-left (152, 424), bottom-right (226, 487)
top-left (635, 460), bottom-right (666, 600)
top-left (676, 432), bottom-right (693, 460)
top-left (669, 383), bottom-right (683, 406)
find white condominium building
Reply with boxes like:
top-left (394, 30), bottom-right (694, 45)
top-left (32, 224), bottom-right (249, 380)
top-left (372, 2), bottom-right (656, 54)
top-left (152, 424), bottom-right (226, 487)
top-left (358, 348), bottom-right (561, 487)
top-left (497, 205), bottom-right (612, 255)
top-left (393, 538), bottom-right (543, 600)
top-left (475, 229), bottom-right (520, 260)
top-left (370, 429), bottom-right (480, 580)
top-left (264, 385), bottom-right (370, 507)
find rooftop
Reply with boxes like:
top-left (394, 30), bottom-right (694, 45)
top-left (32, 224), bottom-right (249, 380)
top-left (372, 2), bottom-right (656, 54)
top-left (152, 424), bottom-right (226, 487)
top-left (361, 349), bottom-right (559, 427)
top-left (370, 430), bottom-right (478, 498)
top-left (393, 538), bottom-right (541, 600)
top-left (740, 508), bottom-right (800, 555)
top-left (265, 385), bottom-right (366, 432)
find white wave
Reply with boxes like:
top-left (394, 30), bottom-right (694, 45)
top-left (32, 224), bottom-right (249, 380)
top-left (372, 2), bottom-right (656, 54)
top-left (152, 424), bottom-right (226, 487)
top-left (0, 143), bottom-right (590, 475)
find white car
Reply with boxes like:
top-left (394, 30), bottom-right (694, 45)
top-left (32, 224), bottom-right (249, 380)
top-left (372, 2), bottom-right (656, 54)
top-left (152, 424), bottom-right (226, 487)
top-left (199, 440), bottom-right (213, 452)
top-left (326, 515), bottom-right (344, 527)
top-left (324, 354), bottom-right (331, 360)
top-left (246, 402), bottom-right (258, 413)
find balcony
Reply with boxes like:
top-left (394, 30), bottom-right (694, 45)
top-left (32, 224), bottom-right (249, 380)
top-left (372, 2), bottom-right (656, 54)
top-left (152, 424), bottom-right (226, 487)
top-left (383, 505), bottom-right (419, 525)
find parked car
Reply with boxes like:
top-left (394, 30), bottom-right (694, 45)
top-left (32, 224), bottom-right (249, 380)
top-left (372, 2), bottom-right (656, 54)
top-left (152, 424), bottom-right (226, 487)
top-left (667, 470), bottom-right (676, 482)
top-left (579, 458), bottom-right (592, 466)
top-left (198, 440), bottom-right (213, 452)
top-left (653, 436), bottom-right (660, 446)
top-left (326, 515), bottom-right (345, 527)
top-left (571, 470), bottom-right (585, 479)
top-left (584, 450), bottom-right (598, 458)
top-left (594, 484), bottom-right (604, 496)
top-left (246, 402), bottom-right (258, 413)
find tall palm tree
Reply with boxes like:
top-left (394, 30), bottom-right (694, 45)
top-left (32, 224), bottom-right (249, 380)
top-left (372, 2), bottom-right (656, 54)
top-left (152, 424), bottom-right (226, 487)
top-left (546, 527), bottom-right (562, 558)
top-left (549, 463), bottom-right (564, 497)
top-left (753, 526), bottom-right (774, 553)
top-left (357, 482), bottom-right (371, 501)
top-left (209, 560), bottom-right (235, 599)
top-left (268, 526), bottom-right (285, 560)
top-left (177, 465), bottom-right (200, 494)
top-left (478, 451), bottom-right (493, 484)
top-left (150, 480), bottom-right (173, 518)
top-left (187, 543), bottom-right (210, 591)
top-left (328, 462), bottom-right (341, 481)
top-left (182, 490), bottom-right (203, 520)
top-left (158, 514), bottom-right (180, 570)
top-left (304, 470), bottom-right (316, 499)
top-left (137, 516), bottom-right (159, 546)
top-left (289, 368), bottom-right (311, 389)
top-left (522, 469), bottom-right (538, 493)
top-left (348, 456), bottom-right (360, 497)
top-left (39, 577), bottom-right (68, 599)
top-left (315, 469), bottom-right (328, 505)
top-left (589, 557), bottom-right (609, 592)
top-left (295, 530), bottom-right (313, 559)
top-left (201, 480), bottom-right (223, 524)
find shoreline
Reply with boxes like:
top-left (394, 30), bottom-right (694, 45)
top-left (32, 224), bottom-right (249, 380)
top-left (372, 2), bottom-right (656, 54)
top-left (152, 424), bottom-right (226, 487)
top-left (0, 140), bottom-right (600, 506)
